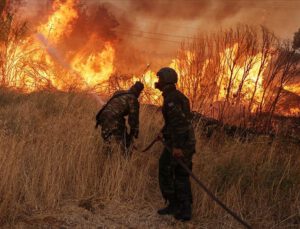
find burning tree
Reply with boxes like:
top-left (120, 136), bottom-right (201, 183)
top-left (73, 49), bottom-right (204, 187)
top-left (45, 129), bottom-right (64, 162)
top-left (171, 26), bottom-right (300, 129)
top-left (293, 28), bottom-right (300, 50)
top-left (0, 14), bottom-right (53, 91)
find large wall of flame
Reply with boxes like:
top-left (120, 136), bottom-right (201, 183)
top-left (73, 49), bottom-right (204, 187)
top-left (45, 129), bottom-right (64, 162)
top-left (2, 0), bottom-right (299, 118)
top-left (19, 0), bottom-right (300, 74)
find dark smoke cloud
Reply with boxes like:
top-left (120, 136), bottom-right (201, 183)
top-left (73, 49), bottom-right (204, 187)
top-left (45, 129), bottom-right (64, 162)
top-left (65, 4), bottom-right (119, 52)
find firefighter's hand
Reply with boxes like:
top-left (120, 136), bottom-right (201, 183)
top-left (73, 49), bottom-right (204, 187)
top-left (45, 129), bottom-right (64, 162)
top-left (173, 148), bottom-right (184, 159)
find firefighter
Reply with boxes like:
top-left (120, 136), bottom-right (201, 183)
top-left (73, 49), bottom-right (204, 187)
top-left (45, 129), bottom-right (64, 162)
top-left (155, 67), bottom-right (196, 221)
top-left (95, 81), bottom-right (144, 156)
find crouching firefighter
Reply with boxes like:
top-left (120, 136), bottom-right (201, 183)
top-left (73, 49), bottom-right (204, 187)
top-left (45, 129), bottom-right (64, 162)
top-left (95, 81), bottom-right (144, 157)
top-left (155, 67), bottom-right (196, 221)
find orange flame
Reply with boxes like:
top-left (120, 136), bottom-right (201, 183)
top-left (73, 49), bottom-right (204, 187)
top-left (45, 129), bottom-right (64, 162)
top-left (38, 0), bottom-right (78, 43)
top-left (2, 1), bottom-right (298, 117)
top-left (72, 41), bottom-right (115, 88)
top-left (217, 44), bottom-right (267, 103)
top-left (4, 0), bottom-right (115, 92)
top-left (284, 84), bottom-right (300, 96)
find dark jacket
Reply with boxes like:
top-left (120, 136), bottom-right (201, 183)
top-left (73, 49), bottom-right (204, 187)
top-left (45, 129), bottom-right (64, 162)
top-left (161, 85), bottom-right (195, 149)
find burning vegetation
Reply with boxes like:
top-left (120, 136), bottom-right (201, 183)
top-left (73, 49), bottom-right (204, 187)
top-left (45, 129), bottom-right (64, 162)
top-left (0, 0), bottom-right (116, 91)
top-left (0, 1), bottom-right (300, 228)
top-left (0, 0), bottom-right (299, 130)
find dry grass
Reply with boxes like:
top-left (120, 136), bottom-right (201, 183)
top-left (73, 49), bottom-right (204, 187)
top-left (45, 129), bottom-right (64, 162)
top-left (0, 88), bottom-right (299, 228)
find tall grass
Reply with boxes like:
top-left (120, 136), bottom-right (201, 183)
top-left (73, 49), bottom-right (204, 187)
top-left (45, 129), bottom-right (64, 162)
top-left (0, 88), bottom-right (299, 228)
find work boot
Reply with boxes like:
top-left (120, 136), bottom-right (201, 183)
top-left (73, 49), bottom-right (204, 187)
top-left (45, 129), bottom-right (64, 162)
top-left (157, 200), bottom-right (179, 215)
top-left (174, 201), bottom-right (192, 221)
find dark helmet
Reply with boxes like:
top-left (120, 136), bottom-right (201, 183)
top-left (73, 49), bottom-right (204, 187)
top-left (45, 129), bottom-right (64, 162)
top-left (156, 67), bottom-right (178, 84)
top-left (130, 81), bottom-right (144, 97)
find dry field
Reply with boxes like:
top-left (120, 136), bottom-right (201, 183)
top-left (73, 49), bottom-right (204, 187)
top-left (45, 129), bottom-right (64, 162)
top-left (0, 88), bottom-right (299, 228)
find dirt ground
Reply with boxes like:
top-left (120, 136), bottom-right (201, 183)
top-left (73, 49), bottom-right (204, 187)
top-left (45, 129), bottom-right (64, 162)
top-left (11, 199), bottom-right (238, 229)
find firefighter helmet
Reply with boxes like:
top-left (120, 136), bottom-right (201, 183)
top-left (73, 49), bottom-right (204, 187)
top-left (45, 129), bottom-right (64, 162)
top-left (156, 67), bottom-right (178, 84)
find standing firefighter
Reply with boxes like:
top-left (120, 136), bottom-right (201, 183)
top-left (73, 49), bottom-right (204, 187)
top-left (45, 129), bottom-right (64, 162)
top-left (155, 67), bottom-right (196, 221)
top-left (95, 81), bottom-right (144, 156)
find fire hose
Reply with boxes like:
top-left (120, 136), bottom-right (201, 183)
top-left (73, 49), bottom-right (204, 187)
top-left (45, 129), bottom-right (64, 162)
top-left (142, 135), bottom-right (252, 229)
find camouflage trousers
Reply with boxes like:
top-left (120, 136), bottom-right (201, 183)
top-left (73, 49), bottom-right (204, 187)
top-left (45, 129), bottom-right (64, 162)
top-left (101, 127), bottom-right (131, 158)
top-left (102, 135), bottom-right (125, 156)
top-left (159, 146), bottom-right (194, 203)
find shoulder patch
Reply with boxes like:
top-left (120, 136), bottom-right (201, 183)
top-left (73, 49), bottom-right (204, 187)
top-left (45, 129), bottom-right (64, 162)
top-left (168, 102), bottom-right (174, 107)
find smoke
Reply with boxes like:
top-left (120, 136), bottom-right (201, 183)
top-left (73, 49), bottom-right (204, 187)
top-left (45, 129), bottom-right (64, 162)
top-left (120, 0), bottom-right (299, 37)
top-left (36, 33), bottom-right (71, 69)
top-left (127, 0), bottom-right (211, 20)
top-left (67, 4), bottom-right (119, 48)
top-left (125, 0), bottom-right (256, 22)
top-left (19, 0), bottom-right (300, 74)
top-left (36, 32), bottom-right (108, 106)
top-left (103, 0), bottom-right (300, 72)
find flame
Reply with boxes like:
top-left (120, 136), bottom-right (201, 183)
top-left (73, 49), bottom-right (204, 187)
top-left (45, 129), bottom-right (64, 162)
top-left (37, 0), bottom-right (78, 43)
top-left (167, 45), bottom-right (268, 112)
top-left (143, 70), bottom-right (161, 102)
top-left (2, 0), bottom-right (115, 92)
top-left (281, 84), bottom-right (300, 117)
top-left (289, 108), bottom-right (300, 116)
top-left (135, 46), bottom-right (269, 109)
top-left (2, 1), bottom-right (298, 117)
top-left (218, 44), bottom-right (267, 104)
top-left (144, 70), bottom-right (156, 86)
top-left (284, 84), bottom-right (300, 96)
top-left (72, 41), bottom-right (115, 87)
